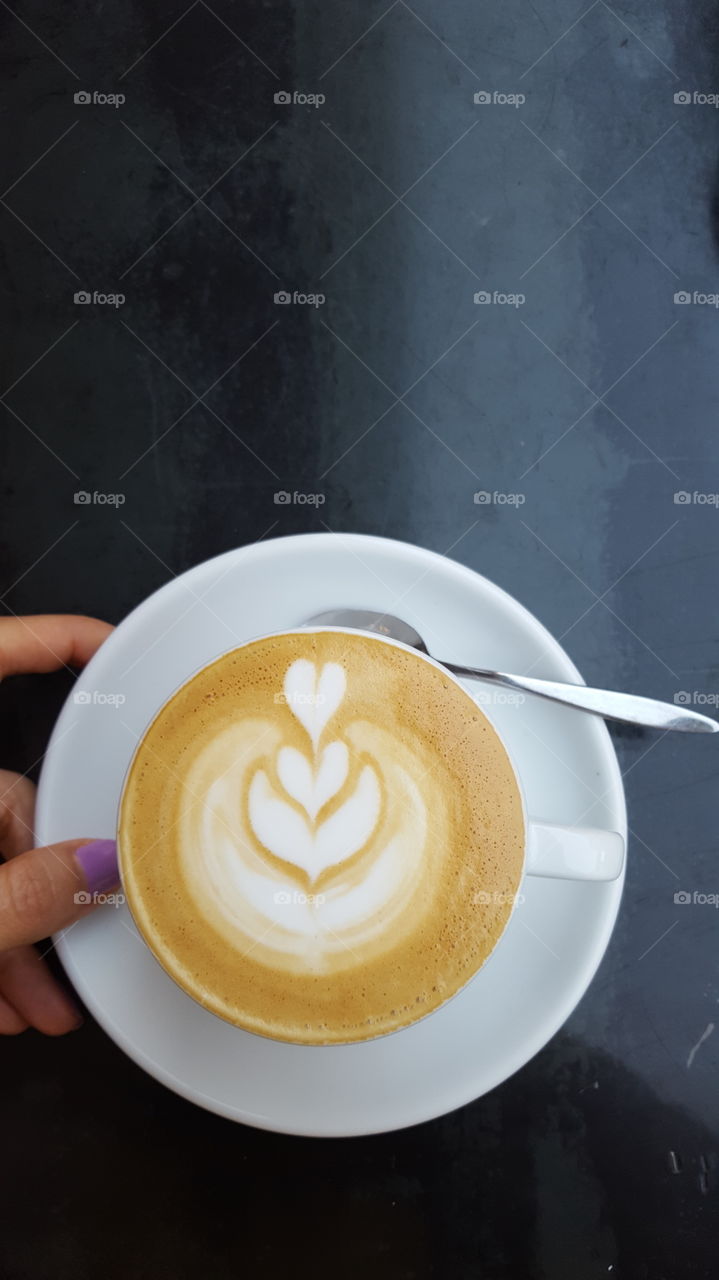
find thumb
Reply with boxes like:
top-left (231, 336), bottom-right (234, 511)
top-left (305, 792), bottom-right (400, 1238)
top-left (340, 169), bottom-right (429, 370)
top-left (0, 839), bottom-right (119, 950)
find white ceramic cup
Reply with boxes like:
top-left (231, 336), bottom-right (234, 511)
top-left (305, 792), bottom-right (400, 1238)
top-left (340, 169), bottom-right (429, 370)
top-left (118, 625), bottom-right (624, 1043)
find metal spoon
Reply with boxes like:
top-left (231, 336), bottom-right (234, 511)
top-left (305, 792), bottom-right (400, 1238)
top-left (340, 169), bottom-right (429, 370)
top-left (304, 609), bottom-right (718, 734)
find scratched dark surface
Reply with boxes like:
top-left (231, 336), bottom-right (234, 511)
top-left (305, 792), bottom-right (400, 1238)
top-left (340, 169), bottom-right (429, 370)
top-left (1, 2), bottom-right (718, 1277)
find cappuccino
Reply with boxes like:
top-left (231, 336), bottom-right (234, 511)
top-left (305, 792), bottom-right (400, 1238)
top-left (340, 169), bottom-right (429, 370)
top-left (119, 630), bottom-right (524, 1043)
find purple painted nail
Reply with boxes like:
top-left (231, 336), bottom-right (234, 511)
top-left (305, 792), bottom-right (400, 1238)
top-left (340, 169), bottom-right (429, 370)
top-left (75, 839), bottom-right (119, 896)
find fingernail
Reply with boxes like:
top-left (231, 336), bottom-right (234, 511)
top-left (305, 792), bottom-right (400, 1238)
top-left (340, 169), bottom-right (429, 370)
top-left (75, 839), bottom-right (119, 896)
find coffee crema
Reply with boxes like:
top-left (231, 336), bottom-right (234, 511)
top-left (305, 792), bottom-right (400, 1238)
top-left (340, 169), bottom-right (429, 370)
top-left (119, 631), bottom-right (524, 1044)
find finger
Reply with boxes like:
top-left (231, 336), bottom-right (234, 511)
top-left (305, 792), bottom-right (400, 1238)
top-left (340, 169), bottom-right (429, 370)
top-left (0, 614), bottom-right (113, 680)
top-left (0, 945), bottom-right (82, 1035)
top-left (0, 988), bottom-right (29, 1035)
top-left (0, 838), bottom-right (119, 950)
top-left (0, 770), bottom-right (37, 860)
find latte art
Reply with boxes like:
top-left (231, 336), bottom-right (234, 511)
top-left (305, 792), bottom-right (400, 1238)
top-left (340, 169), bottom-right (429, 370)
top-left (248, 659), bottom-right (382, 879)
top-left (179, 656), bottom-right (439, 973)
top-left (119, 631), bottom-right (525, 1044)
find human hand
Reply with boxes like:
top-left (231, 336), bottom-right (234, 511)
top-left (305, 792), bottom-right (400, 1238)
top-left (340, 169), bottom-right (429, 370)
top-left (0, 614), bottom-right (118, 1034)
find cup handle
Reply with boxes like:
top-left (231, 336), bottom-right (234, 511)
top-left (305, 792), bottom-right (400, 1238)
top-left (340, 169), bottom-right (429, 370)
top-left (526, 821), bottom-right (624, 881)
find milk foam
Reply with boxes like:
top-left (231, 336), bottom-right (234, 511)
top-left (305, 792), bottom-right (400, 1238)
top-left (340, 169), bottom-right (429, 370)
top-left (178, 657), bottom-right (431, 970)
top-left (119, 631), bottom-right (526, 1044)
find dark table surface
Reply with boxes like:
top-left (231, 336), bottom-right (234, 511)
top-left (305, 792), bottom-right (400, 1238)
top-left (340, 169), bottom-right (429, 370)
top-left (1, 2), bottom-right (718, 1277)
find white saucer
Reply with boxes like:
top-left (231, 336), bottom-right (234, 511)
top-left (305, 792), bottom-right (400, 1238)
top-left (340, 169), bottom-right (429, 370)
top-left (36, 533), bottom-right (626, 1136)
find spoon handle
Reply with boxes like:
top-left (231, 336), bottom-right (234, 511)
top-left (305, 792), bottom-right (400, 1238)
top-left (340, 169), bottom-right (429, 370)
top-left (442, 664), bottom-right (718, 733)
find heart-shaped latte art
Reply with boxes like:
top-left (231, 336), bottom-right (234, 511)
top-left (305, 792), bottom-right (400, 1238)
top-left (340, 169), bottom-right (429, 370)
top-left (248, 763), bottom-right (381, 881)
top-left (277, 741), bottom-right (349, 821)
top-left (284, 660), bottom-right (346, 748)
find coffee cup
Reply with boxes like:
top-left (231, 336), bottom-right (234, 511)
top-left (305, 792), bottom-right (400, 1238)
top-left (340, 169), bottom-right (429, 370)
top-left (118, 627), bottom-right (624, 1045)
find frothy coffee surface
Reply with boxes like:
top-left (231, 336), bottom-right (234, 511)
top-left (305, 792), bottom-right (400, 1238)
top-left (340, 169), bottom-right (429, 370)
top-left (119, 631), bottom-right (524, 1044)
